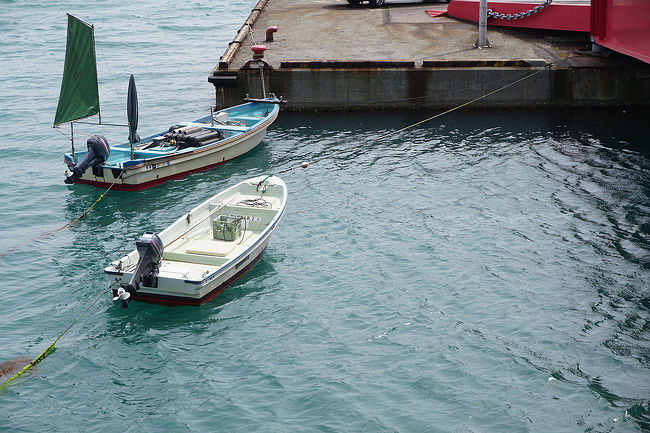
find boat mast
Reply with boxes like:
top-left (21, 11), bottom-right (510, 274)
top-left (91, 23), bottom-right (102, 126)
top-left (70, 122), bottom-right (75, 162)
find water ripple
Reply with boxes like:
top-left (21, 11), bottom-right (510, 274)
top-left (0, 2), bottom-right (649, 430)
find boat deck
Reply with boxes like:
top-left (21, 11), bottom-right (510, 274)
top-left (64, 101), bottom-right (278, 167)
top-left (159, 192), bottom-right (281, 280)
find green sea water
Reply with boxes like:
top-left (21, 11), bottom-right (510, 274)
top-left (1, 0), bottom-right (649, 431)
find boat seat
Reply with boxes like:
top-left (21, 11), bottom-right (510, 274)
top-left (183, 231), bottom-right (253, 257)
top-left (158, 264), bottom-right (190, 278)
top-left (184, 239), bottom-right (236, 257)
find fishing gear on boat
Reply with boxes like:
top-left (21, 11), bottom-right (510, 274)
top-left (236, 197), bottom-right (272, 208)
top-left (235, 175), bottom-right (274, 208)
top-left (159, 125), bottom-right (224, 149)
top-left (212, 215), bottom-right (249, 245)
top-left (168, 125), bottom-right (203, 135)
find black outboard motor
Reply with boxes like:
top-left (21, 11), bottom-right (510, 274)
top-left (64, 135), bottom-right (110, 184)
top-left (113, 232), bottom-right (163, 308)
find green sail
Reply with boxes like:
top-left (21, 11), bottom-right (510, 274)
top-left (53, 14), bottom-right (100, 126)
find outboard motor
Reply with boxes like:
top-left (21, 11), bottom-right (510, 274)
top-left (64, 135), bottom-right (110, 184)
top-left (113, 232), bottom-right (163, 308)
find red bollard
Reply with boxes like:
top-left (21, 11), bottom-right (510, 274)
top-left (266, 26), bottom-right (278, 42)
top-left (251, 45), bottom-right (267, 59)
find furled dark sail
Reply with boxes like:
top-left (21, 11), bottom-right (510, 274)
top-left (127, 74), bottom-right (140, 144)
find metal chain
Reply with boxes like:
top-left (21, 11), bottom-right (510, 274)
top-left (488, 0), bottom-right (552, 20)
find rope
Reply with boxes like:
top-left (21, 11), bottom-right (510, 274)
top-left (289, 66), bottom-right (535, 105)
top-left (0, 175), bottom-right (122, 259)
top-left (0, 281), bottom-right (117, 391)
top-left (278, 66), bottom-right (548, 174)
top-left (236, 197), bottom-right (271, 208)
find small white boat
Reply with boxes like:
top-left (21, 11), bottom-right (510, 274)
top-left (104, 175), bottom-right (287, 307)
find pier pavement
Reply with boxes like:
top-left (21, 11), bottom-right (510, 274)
top-left (209, 0), bottom-right (650, 110)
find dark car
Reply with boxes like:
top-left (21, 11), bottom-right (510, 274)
top-left (347, 0), bottom-right (385, 6)
top-left (347, 0), bottom-right (447, 7)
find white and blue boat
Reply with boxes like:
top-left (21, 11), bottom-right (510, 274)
top-left (61, 103), bottom-right (282, 191)
top-left (54, 15), bottom-right (284, 191)
top-left (105, 175), bottom-right (287, 307)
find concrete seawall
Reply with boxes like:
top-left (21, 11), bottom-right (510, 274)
top-left (209, 0), bottom-right (650, 110)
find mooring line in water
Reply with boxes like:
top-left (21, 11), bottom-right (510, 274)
top-left (0, 281), bottom-right (117, 391)
top-left (0, 176), bottom-right (121, 260)
top-left (277, 66), bottom-right (549, 174)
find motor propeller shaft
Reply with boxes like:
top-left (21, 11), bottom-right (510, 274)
top-left (65, 135), bottom-right (110, 184)
top-left (113, 232), bottom-right (163, 308)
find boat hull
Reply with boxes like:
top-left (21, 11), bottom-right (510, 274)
top-left (114, 245), bottom-right (267, 306)
top-left (76, 125), bottom-right (269, 191)
top-left (74, 157), bottom-right (231, 191)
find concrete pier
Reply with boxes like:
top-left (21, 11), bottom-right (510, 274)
top-left (208, 0), bottom-right (650, 110)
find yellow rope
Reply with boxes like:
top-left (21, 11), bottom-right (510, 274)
top-left (278, 66), bottom-right (548, 174)
top-left (289, 67), bottom-right (536, 105)
top-left (0, 281), bottom-right (116, 391)
top-left (0, 176), bottom-right (121, 259)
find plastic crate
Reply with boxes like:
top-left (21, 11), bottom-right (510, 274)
top-left (212, 216), bottom-right (241, 241)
